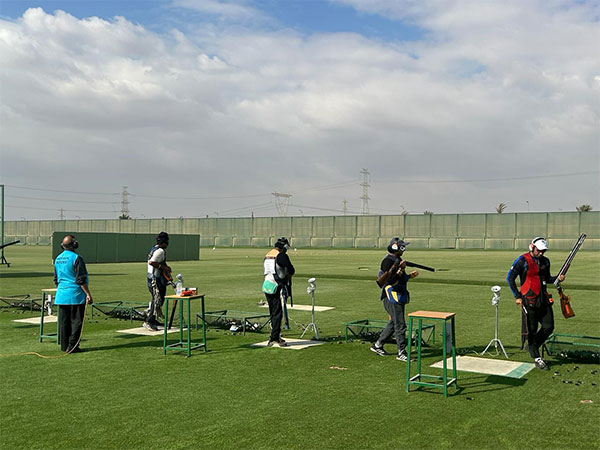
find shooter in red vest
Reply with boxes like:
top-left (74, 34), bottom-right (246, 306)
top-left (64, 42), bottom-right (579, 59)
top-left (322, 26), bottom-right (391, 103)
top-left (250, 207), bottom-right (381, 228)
top-left (507, 237), bottom-right (565, 370)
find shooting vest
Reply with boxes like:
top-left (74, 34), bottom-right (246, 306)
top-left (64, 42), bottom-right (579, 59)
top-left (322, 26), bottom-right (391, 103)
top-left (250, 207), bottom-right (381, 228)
top-left (54, 250), bottom-right (87, 305)
top-left (379, 253), bottom-right (410, 303)
top-left (520, 252), bottom-right (547, 307)
top-left (264, 249), bottom-right (289, 282)
top-left (147, 245), bottom-right (167, 279)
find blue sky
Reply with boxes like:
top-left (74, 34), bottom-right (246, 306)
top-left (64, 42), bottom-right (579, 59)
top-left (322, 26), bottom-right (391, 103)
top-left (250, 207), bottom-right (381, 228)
top-left (0, 0), bottom-right (424, 40)
top-left (0, 1), bottom-right (598, 219)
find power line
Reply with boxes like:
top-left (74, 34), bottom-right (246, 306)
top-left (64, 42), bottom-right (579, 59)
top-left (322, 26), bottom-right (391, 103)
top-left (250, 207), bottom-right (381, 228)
top-left (7, 195), bottom-right (120, 204)
top-left (6, 204), bottom-right (117, 213)
top-left (291, 203), bottom-right (362, 215)
top-left (375, 170), bottom-right (598, 185)
top-left (131, 193), bottom-right (270, 200)
top-left (4, 185), bottom-right (120, 195)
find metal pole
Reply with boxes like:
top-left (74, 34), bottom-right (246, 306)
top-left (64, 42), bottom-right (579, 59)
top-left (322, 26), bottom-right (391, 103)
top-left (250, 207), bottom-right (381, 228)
top-left (1, 184), bottom-right (4, 260)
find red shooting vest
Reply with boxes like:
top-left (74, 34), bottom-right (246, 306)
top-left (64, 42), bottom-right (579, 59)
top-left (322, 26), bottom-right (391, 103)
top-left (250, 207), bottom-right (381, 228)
top-left (520, 252), bottom-right (552, 306)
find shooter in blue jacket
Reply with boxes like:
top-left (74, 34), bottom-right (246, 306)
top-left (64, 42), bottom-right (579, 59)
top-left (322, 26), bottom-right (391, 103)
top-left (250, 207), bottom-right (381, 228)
top-left (53, 235), bottom-right (93, 353)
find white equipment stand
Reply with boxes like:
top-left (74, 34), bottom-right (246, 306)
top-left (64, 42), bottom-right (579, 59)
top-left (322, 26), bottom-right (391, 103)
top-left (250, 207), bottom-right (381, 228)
top-left (481, 285), bottom-right (509, 359)
top-left (300, 278), bottom-right (319, 340)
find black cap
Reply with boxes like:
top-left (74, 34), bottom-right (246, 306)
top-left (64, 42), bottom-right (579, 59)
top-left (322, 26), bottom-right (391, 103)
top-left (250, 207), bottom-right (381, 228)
top-left (156, 231), bottom-right (169, 244)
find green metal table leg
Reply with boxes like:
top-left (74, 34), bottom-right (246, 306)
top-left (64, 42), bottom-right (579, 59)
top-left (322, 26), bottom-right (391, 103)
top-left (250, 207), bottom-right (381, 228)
top-left (163, 298), bottom-right (169, 355)
top-left (417, 318), bottom-right (423, 377)
top-left (442, 318), bottom-right (448, 398)
top-left (406, 317), bottom-right (413, 392)
top-left (201, 297), bottom-right (207, 352)
top-left (452, 317), bottom-right (457, 390)
top-left (187, 298), bottom-right (192, 357)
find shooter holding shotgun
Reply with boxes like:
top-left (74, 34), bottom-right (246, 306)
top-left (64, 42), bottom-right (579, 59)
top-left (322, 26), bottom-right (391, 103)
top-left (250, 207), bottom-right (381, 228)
top-left (370, 238), bottom-right (420, 361)
top-left (507, 237), bottom-right (565, 370)
top-left (145, 232), bottom-right (171, 331)
top-left (262, 237), bottom-right (295, 347)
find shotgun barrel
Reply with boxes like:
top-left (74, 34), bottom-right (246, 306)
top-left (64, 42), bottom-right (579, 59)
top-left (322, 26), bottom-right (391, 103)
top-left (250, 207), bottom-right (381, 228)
top-left (404, 260), bottom-right (436, 272)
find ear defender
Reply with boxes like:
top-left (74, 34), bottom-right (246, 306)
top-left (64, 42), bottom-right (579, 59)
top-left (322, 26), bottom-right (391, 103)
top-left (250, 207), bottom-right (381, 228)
top-left (530, 237), bottom-right (547, 252)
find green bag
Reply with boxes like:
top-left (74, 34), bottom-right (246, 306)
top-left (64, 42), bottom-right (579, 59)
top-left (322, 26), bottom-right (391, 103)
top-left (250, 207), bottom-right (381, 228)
top-left (262, 278), bottom-right (278, 294)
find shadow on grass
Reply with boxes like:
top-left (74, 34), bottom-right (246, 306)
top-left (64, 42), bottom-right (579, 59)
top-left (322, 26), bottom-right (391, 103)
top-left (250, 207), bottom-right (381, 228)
top-left (0, 272), bottom-right (54, 279)
top-left (409, 374), bottom-right (527, 398)
top-left (0, 272), bottom-right (126, 279)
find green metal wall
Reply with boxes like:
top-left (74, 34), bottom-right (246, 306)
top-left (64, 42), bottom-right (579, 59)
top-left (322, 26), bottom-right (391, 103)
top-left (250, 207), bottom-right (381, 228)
top-left (51, 232), bottom-right (199, 263)
top-left (6, 212), bottom-right (599, 251)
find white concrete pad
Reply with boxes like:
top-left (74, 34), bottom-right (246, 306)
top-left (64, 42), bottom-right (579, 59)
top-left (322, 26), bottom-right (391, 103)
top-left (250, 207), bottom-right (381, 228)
top-left (116, 326), bottom-right (183, 336)
top-left (13, 315), bottom-right (57, 324)
top-left (252, 338), bottom-right (325, 350)
top-left (430, 356), bottom-right (535, 379)
top-left (259, 303), bottom-right (334, 312)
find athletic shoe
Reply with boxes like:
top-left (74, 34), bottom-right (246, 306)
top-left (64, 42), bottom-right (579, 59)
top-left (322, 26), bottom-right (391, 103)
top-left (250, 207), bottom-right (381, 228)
top-left (143, 321), bottom-right (159, 331)
top-left (266, 340), bottom-right (275, 347)
top-left (278, 339), bottom-right (288, 347)
top-left (535, 358), bottom-right (549, 370)
top-left (370, 343), bottom-right (388, 356)
top-left (396, 350), bottom-right (408, 362)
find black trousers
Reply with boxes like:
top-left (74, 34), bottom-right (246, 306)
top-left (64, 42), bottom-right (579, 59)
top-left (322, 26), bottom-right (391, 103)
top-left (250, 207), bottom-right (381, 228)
top-left (524, 302), bottom-right (554, 359)
top-left (58, 304), bottom-right (86, 352)
top-left (265, 287), bottom-right (283, 342)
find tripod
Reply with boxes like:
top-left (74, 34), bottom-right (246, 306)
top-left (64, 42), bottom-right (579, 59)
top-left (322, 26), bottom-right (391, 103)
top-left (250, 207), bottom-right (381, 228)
top-left (300, 278), bottom-right (319, 340)
top-left (481, 289), bottom-right (508, 359)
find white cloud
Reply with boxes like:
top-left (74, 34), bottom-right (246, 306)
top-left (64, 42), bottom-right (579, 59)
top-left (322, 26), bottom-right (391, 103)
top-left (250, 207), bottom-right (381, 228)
top-left (0, 3), bottom-right (598, 219)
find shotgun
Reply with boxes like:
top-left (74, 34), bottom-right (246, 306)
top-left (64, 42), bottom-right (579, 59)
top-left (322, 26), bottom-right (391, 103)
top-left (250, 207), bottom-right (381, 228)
top-left (376, 259), bottom-right (435, 288)
top-left (554, 233), bottom-right (586, 319)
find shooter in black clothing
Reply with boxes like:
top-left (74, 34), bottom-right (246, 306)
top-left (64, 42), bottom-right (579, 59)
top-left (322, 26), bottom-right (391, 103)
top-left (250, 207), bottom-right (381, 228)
top-left (263, 237), bottom-right (295, 347)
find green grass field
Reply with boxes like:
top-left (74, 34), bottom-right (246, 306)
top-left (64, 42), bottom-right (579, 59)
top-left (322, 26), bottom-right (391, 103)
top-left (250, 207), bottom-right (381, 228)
top-left (1, 246), bottom-right (599, 450)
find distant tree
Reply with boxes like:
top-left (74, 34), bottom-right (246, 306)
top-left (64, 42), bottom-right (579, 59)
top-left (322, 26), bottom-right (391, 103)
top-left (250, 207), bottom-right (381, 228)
top-left (423, 210), bottom-right (433, 215)
top-left (576, 204), bottom-right (593, 212)
top-left (119, 214), bottom-right (131, 220)
top-left (496, 203), bottom-right (507, 213)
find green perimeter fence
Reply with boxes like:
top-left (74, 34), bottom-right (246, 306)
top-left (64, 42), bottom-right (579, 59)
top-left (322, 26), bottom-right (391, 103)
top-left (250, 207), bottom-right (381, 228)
top-left (50, 232), bottom-right (199, 263)
top-left (4, 212), bottom-right (599, 251)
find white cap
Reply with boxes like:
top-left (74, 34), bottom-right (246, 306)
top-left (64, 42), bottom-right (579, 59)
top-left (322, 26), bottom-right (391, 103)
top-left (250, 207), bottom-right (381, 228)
top-left (531, 237), bottom-right (548, 251)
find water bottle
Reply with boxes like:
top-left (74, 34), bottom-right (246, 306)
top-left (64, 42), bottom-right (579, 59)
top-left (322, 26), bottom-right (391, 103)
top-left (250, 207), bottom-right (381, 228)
top-left (176, 273), bottom-right (184, 295)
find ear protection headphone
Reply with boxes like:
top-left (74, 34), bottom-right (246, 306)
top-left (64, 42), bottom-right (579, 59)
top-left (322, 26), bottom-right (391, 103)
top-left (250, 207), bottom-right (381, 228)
top-left (61, 235), bottom-right (79, 250)
top-left (387, 238), bottom-right (405, 253)
top-left (275, 237), bottom-right (290, 250)
top-left (529, 236), bottom-right (547, 252)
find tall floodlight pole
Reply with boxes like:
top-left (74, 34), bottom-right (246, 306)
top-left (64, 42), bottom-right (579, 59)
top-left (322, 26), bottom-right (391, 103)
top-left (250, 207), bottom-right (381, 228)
top-left (360, 168), bottom-right (370, 215)
top-left (272, 192), bottom-right (292, 217)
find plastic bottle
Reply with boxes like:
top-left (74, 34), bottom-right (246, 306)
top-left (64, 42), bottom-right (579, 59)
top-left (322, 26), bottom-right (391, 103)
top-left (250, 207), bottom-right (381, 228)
top-left (176, 273), bottom-right (184, 295)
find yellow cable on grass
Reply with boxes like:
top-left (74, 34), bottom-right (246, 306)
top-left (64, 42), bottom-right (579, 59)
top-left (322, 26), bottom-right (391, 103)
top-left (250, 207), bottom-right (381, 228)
top-left (0, 302), bottom-right (88, 359)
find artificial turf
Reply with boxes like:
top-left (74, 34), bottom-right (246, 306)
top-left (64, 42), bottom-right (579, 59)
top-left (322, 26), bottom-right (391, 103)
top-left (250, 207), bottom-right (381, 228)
top-left (0, 246), bottom-right (598, 450)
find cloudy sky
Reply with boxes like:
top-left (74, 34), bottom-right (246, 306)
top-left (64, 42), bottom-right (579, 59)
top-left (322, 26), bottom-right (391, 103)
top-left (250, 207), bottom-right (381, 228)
top-left (0, 0), bottom-right (598, 220)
